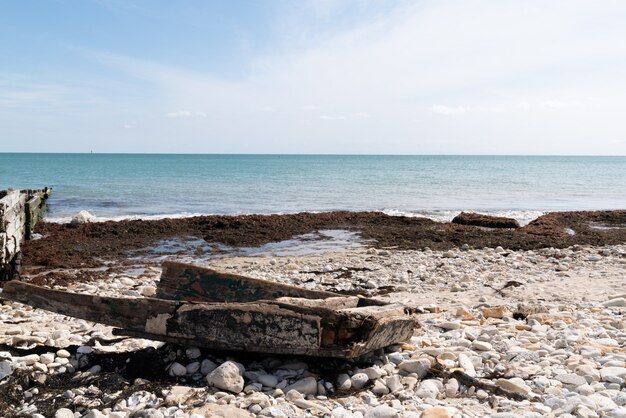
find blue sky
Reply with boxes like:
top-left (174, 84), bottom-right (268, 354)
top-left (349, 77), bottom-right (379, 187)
top-left (2, 0), bottom-right (626, 154)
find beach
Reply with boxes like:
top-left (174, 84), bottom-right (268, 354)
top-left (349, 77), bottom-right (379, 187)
top-left (1, 211), bottom-right (625, 417)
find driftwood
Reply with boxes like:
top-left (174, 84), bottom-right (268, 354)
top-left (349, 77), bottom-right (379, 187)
top-left (1, 261), bottom-right (416, 358)
top-left (430, 363), bottom-right (532, 402)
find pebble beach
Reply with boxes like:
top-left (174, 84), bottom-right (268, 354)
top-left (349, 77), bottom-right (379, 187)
top-left (1, 233), bottom-right (625, 418)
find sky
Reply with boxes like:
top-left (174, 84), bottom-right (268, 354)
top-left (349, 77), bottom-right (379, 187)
top-left (1, 0), bottom-right (626, 155)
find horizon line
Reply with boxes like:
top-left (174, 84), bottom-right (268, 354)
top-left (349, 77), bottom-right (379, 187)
top-left (1, 152), bottom-right (626, 157)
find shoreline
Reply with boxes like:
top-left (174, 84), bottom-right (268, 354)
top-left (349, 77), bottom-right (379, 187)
top-left (20, 209), bottom-right (626, 275)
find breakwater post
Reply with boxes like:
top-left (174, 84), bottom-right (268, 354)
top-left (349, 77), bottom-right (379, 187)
top-left (0, 187), bottom-right (52, 280)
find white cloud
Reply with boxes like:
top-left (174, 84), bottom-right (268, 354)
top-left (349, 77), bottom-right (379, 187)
top-left (353, 112), bottom-right (371, 118)
top-left (123, 121), bottom-right (137, 129)
top-left (543, 100), bottom-right (585, 109)
top-left (165, 110), bottom-right (207, 118)
top-left (430, 105), bottom-right (505, 115)
top-left (256, 106), bottom-right (276, 112)
top-left (80, 1), bottom-right (626, 154)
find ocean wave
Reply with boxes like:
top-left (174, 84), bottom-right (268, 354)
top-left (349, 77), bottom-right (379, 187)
top-left (381, 209), bottom-right (545, 226)
top-left (45, 208), bottom-right (545, 226)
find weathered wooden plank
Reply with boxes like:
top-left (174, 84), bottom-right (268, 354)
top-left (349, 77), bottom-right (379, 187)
top-left (1, 281), bottom-right (179, 328)
top-left (1, 281), bottom-right (325, 354)
top-left (157, 261), bottom-right (340, 302)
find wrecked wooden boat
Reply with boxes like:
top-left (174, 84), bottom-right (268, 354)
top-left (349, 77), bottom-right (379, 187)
top-left (1, 261), bottom-right (416, 358)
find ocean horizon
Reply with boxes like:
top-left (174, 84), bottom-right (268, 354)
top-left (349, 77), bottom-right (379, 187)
top-left (2, 153), bottom-right (625, 225)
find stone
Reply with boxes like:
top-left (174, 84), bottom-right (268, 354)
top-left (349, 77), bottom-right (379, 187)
top-left (54, 409), bottom-right (75, 418)
top-left (398, 358), bottom-right (431, 378)
top-left (186, 361), bottom-right (200, 374)
top-left (0, 360), bottom-right (14, 380)
top-left (444, 378), bottom-right (459, 397)
top-left (185, 347), bottom-right (201, 359)
top-left (83, 410), bottom-right (107, 418)
top-left (351, 372), bottom-right (369, 390)
top-left (201, 359), bottom-right (218, 375)
top-left (337, 373), bottom-right (352, 391)
top-left (134, 410), bottom-right (165, 418)
top-left (206, 361), bottom-right (245, 393)
top-left (371, 380), bottom-right (390, 396)
top-left (257, 373), bottom-right (278, 388)
top-left (555, 373), bottom-right (587, 386)
top-left (56, 349), bottom-right (70, 358)
top-left (165, 385), bottom-right (193, 405)
top-left (168, 362), bottom-right (187, 377)
top-left (482, 306), bottom-right (509, 319)
top-left (438, 321), bottom-right (461, 330)
top-left (385, 375), bottom-right (402, 393)
top-left (457, 353), bottom-right (476, 377)
top-left (416, 379), bottom-right (440, 399)
top-left (285, 376), bottom-right (317, 396)
top-left (495, 378), bottom-right (532, 396)
top-left (421, 406), bottom-right (451, 418)
top-left (603, 298), bottom-right (626, 307)
top-left (472, 340), bottom-right (493, 351)
top-left (452, 212), bottom-right (519, 228)
top-left (364, 405), bottom-right (398, 418)
top-left (71, 210), bottom-right (95, 224)
top-left (601, 367), bottom-right (626, 381)
top-left (141, 286), bottom-right (157, 297)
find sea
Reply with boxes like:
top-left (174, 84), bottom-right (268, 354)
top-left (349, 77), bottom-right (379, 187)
top-left (1, 154), bottom-right (625, 225)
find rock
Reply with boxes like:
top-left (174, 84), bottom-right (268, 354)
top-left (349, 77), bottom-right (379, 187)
top-left (134, 410), bottom-right (165, 418)
top-left (398, 358), bottom-right (431, 378)
top-left (495, 378), bottom-right (532, 396)
top-left (284, 376), bottom-right (317, 396)
top-left (56, 349), bottom-right (70, 358)
top-left (71, 210), bottom-right (95, 224)
top-left (193, 404), bottom-right (254, 418)
top-left (185, 347), bottom-right (201, 359)
top-left (444, 378), bottom-right (459, 397)
top-left (451, 212), bottom-right (519, 228)
top-left (600, 367), bottom-right (626, 381)
top-left (337, 373), bottom-right (352, 391)
top-left (416, 379), bottom-right (440, 399)
top-left (385, 375), bottom-right (402, 393)
top-left (165, 385), bottom-right (193, 405)
top-left (54, 409), bottom-right (75, 418)
top-left (186, 361), bottom-right (200, 374)
top-left (371, 379), bottom-right (390, 395)
top-left (168, 362), bottom-right (187, 377)
top-left (438, 321), bottom-right (461, 330)
top-left (603, 298), bottom-right (626, 307)
top-left (472, 340), bottom-right (493, 351)
top-left (555, 373), bottom-right (587, 386)
top-left (201, 359), bottom-right (218, 375)
top-left (482, 306), bottom-right (510, 319)
top-left (141, 286), bottom-right (157, 297)
top-left (458, 354), bottom-right (476, 377)
top-left (257, 373), bottom-right (278, 388)
top-left (421, 406), bottom-right (451, 418)
top-left (206, 361), bottom-right (245, 393)
top-left (364, 405), bottom-right (398, 418)
top-left (351, 372), bottom-right (369, 390)
top-left (0, 361), bottom-right (14, 380)
top-left (83, 410), bottom-right (107, 418)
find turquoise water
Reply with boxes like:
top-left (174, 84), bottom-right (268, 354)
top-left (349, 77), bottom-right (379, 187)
top-left (1, 154), bottom-right (625, 223)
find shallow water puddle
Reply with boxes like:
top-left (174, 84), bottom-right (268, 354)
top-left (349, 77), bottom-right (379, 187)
top-left (136, 229), bottom-right (371, 263)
